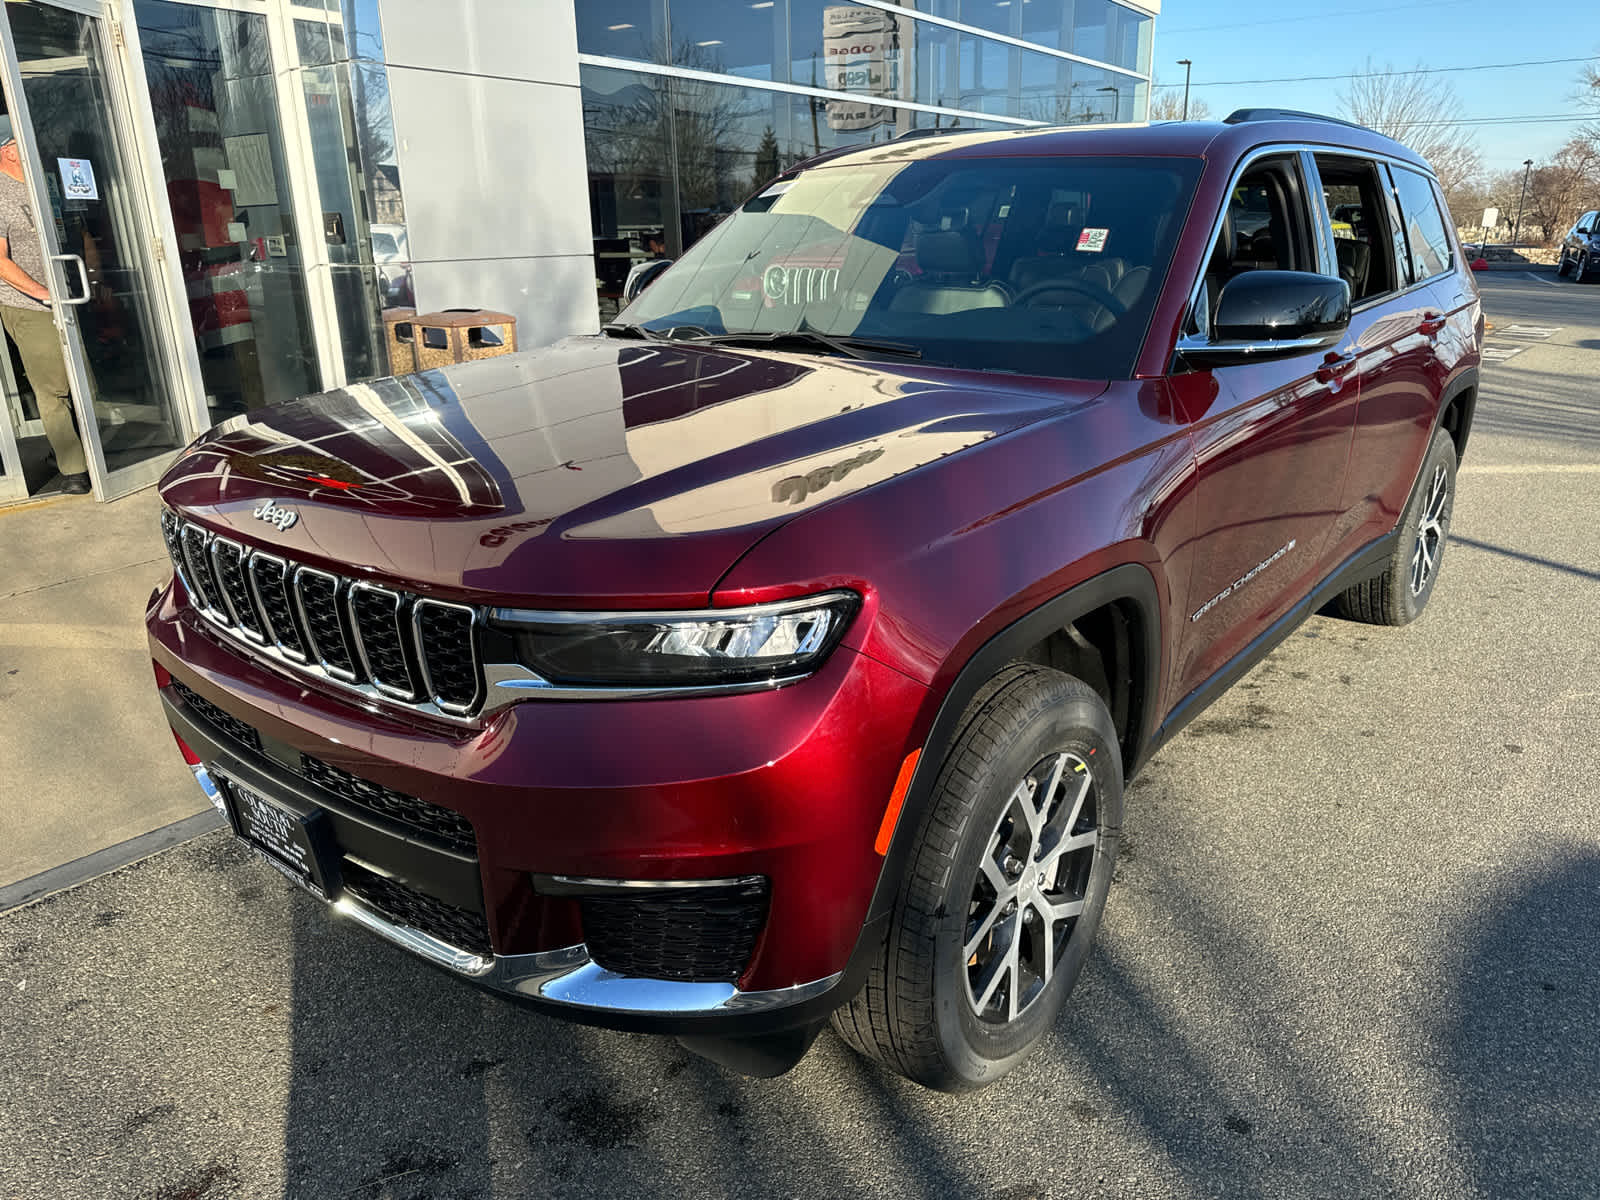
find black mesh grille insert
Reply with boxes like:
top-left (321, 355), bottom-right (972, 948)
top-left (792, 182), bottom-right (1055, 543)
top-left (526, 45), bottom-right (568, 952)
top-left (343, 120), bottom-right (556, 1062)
top-left (210, 542), bottom-right (262, 637)
top-left (415, 602), bottom-right (479, 710)
top-left (300, 754), bottom-right (476, 854)
top-left (179, 524), bottom-right (222, 615)
top-left (342, 860), bottom-right (491, 955)
top-left (249, 556), bottom-right (306, 658)
top-left (580, 879), bottom-right (769, 983)
top-left (295, 571), bottom-right (356, 677)
top-left (160, 509), bottom-right (185, 580)
top-left (350, 588), bottom-right (414, 696)
top-left (172, 681), bottom-right (262, 752)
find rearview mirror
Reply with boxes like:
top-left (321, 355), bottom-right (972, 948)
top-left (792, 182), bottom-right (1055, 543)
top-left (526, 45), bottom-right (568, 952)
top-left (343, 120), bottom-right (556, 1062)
top-left (624, 258), bottom-right (673, 304)
top-left (1180, 270), bottom-right (1350, 366)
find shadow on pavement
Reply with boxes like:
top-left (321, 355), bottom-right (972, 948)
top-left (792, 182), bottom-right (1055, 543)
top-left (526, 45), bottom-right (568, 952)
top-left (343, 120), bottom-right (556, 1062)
top-left (1449, 535), bottom-right (1600, 583)
top-left (1435, 846), bottom-right (1600, 1197)
top-left (1471, 365), bottom-right (1600, 452)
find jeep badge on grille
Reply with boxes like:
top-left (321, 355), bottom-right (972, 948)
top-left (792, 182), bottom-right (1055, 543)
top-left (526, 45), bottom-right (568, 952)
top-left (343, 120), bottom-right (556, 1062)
top-left (253, 500), bottom-right (299, 532)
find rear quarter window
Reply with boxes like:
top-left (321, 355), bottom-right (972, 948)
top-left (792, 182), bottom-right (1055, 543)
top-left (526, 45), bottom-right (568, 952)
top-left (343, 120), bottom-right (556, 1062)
top-left (1390, 167), bottom-right (1453, 282)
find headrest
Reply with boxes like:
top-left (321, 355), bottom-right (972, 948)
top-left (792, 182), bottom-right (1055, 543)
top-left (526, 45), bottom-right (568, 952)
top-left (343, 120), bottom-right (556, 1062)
top-left (1044, 202), bottom-right (1077, 229)
top-left (916, 230), bottom-right (980, 276)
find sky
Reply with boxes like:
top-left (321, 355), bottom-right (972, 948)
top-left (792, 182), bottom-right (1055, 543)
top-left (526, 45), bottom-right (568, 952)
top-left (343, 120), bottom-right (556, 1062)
top-left (1152, 0), bottom-right (1595, 176)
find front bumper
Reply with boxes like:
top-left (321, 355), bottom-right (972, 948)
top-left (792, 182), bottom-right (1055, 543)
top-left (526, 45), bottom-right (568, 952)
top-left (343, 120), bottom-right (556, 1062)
top-left (150, 581), bottom-right (925, 1034)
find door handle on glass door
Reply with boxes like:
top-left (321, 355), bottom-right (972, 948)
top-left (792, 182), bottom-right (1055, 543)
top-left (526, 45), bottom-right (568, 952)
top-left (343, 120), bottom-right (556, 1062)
top-left (1419, 312), bottom-right (1447, 336)
top-left (51, 254), bottom-right (91, 306)
top-left (1315, 350), bottom-right (1358, 384)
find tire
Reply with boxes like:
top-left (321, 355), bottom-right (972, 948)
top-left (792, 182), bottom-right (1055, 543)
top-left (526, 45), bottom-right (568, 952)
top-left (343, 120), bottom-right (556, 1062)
top-left (831, 664), bottom-right (1123, 1091)
top-left (1578, 253), bottom-right (1591, 283)
top-left (1556, 250), bottom-right (1571, 278)
top-left (1336, 426), bottom-right (1457, 626)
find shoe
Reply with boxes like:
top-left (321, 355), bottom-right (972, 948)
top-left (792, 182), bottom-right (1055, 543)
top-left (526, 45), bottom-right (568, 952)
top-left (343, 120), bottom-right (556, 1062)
top-left (57, 473), bottom-right (91, 495)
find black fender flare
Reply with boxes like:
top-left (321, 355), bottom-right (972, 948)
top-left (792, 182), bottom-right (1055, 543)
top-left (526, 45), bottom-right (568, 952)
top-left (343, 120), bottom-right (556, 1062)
top-left (1437, 364), bottom-right (1479, 462)
top-left (835, 562), bottom-right (1163, 1000)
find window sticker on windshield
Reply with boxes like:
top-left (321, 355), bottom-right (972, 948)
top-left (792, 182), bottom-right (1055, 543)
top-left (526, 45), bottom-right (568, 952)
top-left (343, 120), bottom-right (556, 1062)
top-left (1076, 228), bottom-right (1109, 253)
top-left (759, 180), bottom-right (795, 198)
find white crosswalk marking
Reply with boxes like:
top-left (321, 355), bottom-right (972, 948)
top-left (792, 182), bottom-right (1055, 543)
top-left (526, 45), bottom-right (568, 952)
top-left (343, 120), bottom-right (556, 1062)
top-left (1500, 325), bottom-right (1560, 339)
top-left (1481, 345), bottom-right (1526, 361)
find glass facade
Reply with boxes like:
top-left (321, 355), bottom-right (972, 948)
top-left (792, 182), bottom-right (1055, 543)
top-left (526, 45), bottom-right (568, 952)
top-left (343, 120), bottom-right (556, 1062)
top-left (578, 0), bottom-right (1150, 319)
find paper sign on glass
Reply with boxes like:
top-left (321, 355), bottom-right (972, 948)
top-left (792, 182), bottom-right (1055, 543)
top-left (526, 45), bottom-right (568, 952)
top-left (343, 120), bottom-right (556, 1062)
top-left (58, 158), bottom-right (97, 201)
top-left (1076, 228), bottom-right (1109, 253)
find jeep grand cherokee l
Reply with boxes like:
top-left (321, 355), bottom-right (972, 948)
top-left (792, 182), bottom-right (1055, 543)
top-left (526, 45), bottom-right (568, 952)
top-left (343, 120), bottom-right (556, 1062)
top-left (149, 110), bottom-right (1481, 1091)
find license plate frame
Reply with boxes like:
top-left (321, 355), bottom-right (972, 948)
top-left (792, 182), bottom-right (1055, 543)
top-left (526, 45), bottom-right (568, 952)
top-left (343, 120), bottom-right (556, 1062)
top-left (221, 776), bottom-right (342, 902)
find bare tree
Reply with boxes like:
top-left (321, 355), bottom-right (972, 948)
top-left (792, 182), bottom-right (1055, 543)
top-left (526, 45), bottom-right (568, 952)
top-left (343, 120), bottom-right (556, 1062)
top-left (1148, 90), bottom-right (1210, 122)
top-left (1338, 61), bottom-right (1482, 202)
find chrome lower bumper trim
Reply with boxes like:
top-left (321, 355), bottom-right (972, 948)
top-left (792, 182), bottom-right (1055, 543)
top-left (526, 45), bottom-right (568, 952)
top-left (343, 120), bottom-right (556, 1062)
top-left (197, 761), bottom-right (840, 1018)
top-left (334, 886), bottom-right (841, 1017)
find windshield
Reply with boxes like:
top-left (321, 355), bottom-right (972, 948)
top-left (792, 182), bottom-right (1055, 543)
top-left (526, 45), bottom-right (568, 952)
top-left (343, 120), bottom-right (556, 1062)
top-left (617, 154), bottom-right (1201, 380)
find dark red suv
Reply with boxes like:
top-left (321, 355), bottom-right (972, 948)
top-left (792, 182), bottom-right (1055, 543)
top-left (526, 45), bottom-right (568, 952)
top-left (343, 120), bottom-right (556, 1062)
top-left (149, 111), bottom-right (1480, 1090)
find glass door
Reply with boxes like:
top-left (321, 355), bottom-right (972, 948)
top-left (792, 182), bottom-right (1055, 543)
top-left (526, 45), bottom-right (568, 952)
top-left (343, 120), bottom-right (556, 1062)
top-left (0, 0), bottom-right (196, 500)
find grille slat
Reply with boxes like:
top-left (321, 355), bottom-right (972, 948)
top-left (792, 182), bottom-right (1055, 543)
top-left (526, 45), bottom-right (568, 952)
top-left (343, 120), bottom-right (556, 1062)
top-left (209, 539), bottom-right (263, 640)
top-left (414, 601), bottom-right (480, 712)
top-left (248, 555), bottom-right (307, 661)
top-left (160, 510), bottom-right (484, 717)
top-left (341, 860), bottom-right (492, 955)
top-left (178, 524), bottom-right (224, 617)
top-left (349, 585), bottom-right (416, 699)
top-left (294, 569), bottom-right (358, 680)
top-left (580, 880), bottom-right (769, 983)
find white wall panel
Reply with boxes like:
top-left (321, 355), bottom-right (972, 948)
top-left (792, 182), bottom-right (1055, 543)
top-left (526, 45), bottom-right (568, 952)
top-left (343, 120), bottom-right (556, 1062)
top-left (409, 253), bottom-right (600, 348)
top-left (387, 69), bottom-right (591, 263)
top-left (379, 0), bottom-right (581, 87)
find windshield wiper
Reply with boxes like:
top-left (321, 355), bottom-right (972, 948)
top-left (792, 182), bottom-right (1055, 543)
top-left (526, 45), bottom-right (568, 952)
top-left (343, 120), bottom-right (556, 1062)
top-left (689, 327), bottom-right (922, 361)
top-left (600, 322), bottom-right (668, 342)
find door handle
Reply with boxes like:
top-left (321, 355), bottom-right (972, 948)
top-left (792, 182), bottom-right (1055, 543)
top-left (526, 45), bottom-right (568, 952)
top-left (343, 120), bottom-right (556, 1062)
top-left (1315, 350), bottom-right (1358, 384)
top-left (51, 254), bottom-right (91, 306)
top-left (1419, 312), bottom-right (1447, 337)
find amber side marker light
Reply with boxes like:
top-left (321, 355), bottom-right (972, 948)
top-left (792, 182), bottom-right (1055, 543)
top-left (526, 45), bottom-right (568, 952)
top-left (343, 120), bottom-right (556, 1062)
top-left (874, 749), bottom-right (922, 856)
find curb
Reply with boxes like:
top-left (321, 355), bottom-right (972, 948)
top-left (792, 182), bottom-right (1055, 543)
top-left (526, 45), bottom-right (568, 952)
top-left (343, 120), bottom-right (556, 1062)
top-left (0, 810), bottom-right (226, 915)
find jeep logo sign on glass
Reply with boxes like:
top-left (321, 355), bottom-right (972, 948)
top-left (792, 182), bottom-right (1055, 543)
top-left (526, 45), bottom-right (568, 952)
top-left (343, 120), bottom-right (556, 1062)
top-left (253, 501), bottom-right (299, 531)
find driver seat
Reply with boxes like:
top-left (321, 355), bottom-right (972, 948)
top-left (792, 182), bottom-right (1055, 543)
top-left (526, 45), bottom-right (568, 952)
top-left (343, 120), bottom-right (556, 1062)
top-left (890, 229), bottom-right (1009, 315)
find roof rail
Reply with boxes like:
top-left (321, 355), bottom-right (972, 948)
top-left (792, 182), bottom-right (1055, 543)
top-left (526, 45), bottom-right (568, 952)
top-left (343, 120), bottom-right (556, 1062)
top-left (1223, 108), bottom-right (1368, 131)
top-left (892, 126), bottom-right (968, 141)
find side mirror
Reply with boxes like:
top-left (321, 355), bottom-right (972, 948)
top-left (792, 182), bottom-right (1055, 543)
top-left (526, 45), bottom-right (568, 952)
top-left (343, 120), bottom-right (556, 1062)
top-left (1180, 270), bottom-right (1350, 367)
top-left (624, 258), bottom-right (673, 304)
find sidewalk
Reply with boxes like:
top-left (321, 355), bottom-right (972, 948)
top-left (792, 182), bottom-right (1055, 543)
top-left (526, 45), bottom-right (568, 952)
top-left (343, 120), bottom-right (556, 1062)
top-left (0, 488), bottom-right (204, 890)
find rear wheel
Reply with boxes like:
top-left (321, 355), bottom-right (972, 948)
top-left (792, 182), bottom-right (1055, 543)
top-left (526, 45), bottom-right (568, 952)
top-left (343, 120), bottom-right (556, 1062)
top-left (1336, 426), bottom-right (1456, 626)
top-left (831, 664), bottom-right (1122, 1091)
top-left (1556, 250), bottom-right (1571, 278)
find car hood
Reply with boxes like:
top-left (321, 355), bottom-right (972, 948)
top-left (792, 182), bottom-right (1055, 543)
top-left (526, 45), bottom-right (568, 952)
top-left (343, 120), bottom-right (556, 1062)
top-left (159, 337), bottom-right (1107, 606)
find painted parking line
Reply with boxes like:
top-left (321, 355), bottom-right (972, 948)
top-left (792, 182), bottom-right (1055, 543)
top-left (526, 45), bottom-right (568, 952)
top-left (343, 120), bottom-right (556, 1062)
top-left (1481, 345), bottom-right (1527, 362)
top-left (1523, 272), bottom-right (1559, 287)
top-left (1499, 324), bottom-right (1561, 339)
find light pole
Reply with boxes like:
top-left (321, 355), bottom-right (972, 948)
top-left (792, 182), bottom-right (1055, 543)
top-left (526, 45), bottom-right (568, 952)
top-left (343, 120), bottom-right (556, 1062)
top-left (1513, 158), bottom-right (1533, 247)
top-left (1177, 59), bottom-right (1192, 120)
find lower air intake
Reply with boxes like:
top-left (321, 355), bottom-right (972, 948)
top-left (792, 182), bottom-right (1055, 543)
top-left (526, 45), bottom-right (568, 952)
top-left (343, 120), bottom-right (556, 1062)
top-left (580, 879), bottom-right (770, 984)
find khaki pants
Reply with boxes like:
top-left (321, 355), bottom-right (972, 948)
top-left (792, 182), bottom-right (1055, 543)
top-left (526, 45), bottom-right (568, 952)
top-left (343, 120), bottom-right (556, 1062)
top-left (2, 303), bottom-right (85, 477)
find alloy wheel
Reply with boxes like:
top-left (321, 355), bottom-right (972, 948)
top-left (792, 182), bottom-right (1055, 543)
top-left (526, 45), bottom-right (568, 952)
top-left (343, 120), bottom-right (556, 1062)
top-left (1410, 464), bottom-right (1449, 596)
top-left (964, 751), bottom-right (1099, 1024)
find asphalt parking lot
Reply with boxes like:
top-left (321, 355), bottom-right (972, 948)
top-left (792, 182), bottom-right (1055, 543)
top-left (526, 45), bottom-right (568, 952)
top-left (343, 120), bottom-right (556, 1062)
top-left (2, 270), bottom-right (1597, 1200)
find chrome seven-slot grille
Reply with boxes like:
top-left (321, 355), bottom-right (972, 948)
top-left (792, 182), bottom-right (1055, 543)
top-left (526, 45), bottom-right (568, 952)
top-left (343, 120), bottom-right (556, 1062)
top-left (161, 509), bottom-right (482, 716)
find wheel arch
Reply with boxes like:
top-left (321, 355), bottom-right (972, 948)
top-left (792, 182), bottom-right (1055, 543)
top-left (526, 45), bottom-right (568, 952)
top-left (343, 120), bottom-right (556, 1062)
top-left (853, 563), bottom-right (1162, 953)
top-left (1437, 366), bottom-right (1478, 464)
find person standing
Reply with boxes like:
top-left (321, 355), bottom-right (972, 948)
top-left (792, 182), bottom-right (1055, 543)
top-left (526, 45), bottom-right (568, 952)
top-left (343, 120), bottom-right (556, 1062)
top-left (0, 135), bottom-right (88, 494)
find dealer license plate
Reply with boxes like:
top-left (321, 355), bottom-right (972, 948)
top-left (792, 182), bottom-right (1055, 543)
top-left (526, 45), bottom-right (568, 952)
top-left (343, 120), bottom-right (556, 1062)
top-left (224, 780), bottom-right (341, 902)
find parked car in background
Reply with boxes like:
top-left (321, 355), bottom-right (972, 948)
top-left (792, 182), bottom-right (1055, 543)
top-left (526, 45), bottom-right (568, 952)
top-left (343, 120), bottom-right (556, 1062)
top-left (149, 110), bottom-right (1481, 1091)
top-left (1557, 210), bottom-right (1600, 281)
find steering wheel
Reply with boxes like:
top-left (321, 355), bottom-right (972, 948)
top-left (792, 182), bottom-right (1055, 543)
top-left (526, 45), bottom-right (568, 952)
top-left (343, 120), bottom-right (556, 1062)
top-left (1011, 277), bottom-right (1128, 319)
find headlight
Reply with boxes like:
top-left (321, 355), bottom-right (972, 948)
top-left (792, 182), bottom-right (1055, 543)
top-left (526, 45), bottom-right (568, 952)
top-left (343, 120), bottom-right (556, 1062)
top-left (487, 591), bottom-right (859, 688)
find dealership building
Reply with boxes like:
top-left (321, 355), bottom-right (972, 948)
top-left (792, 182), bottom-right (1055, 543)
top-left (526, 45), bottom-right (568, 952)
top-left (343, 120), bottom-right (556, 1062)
top-left (0, 0), bottom-right (1157, 505)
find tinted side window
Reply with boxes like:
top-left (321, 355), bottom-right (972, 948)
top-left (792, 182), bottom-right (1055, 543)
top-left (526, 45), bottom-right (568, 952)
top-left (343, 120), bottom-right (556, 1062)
top-left (1188, 156), bottom-right (1316, 335)
top-left (1314, 156), bottom-right (1400, 303)
top-left (1391, 168), bottom-right (1452, 282)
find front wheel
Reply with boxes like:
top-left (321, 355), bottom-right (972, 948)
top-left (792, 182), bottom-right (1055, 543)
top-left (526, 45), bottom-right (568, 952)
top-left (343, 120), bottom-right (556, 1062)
top-left (1336, 425), bottom-right (1457, 625)
top-left (1556, 250), bottom-right (1571, 278)
top-left (831, 664), bottom-right (1122, 1091)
